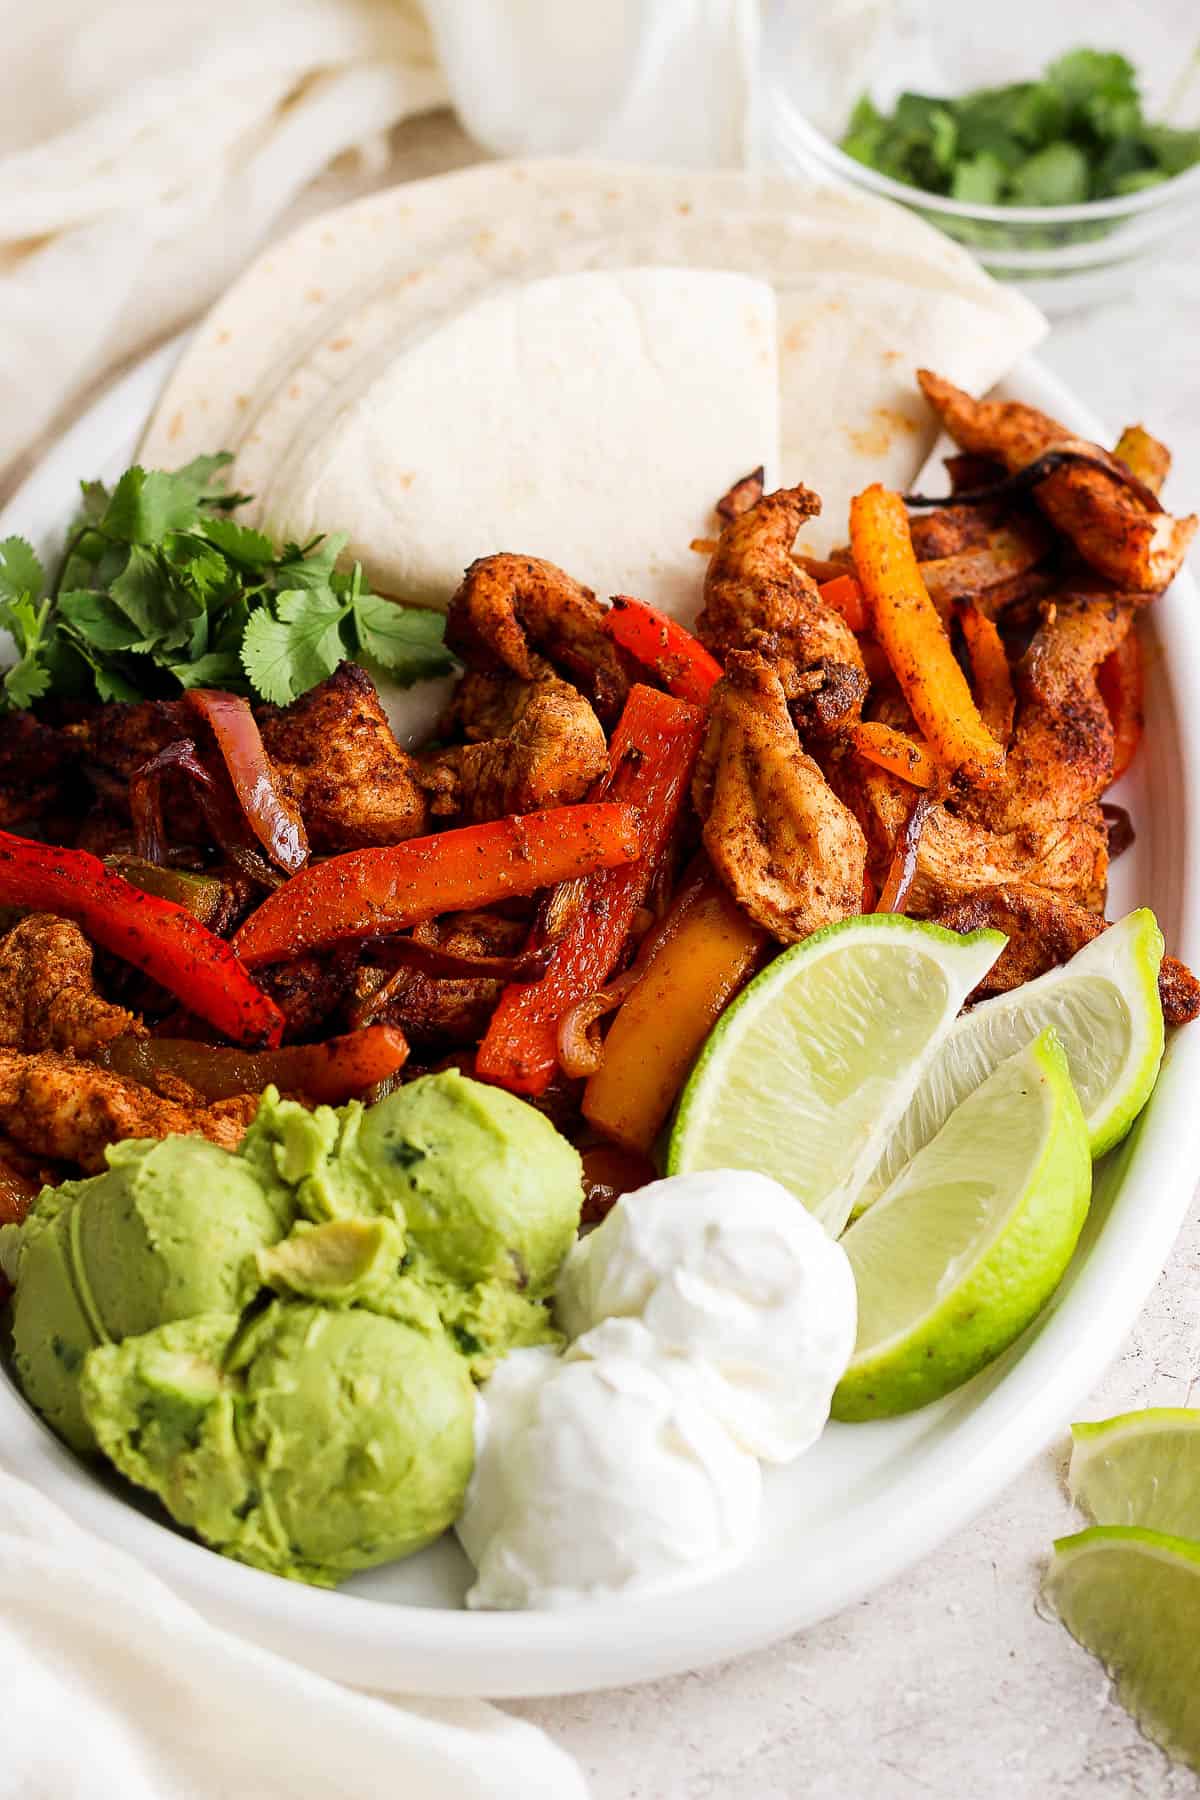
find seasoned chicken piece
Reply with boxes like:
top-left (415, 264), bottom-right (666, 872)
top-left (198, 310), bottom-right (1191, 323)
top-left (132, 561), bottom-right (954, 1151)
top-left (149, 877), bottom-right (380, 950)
top-left (258, 664), bottom-right (428, 851)
top-left (918, 370), bottom-right (1197, 593)
top-left (257, 951), bottom-right (357, 1042)
top-left (840, 761), bottom-right (1109, 916)
top-left (933, 884), bottom-right (1200, 1025)
top-left (698, 485), bottom-right (867, 734)
top-left (63, 700), bottom-right (185, 798)
top-left (956, 597), bottom-right (1133, 836)
top-left (0, 915), bottom-right (145, 1054)
top-left (694, 651), bottom-right (867, 942)
top-left (351, 911), bottom-right (528, 1050)
top-left (425, 673), bottom-right (607, 823)
top-left (445, 554), bottom-right (630, 725)
top-left (0, 711), bottom-right (79, 832)
top-left (0, 1048), bottom-right (256, 1172)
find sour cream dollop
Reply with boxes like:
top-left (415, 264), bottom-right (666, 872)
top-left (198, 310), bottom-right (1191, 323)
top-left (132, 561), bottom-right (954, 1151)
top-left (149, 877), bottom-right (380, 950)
top-left (556, 1170), bottom-right (858, 1462)
top-left (457, 1319), bottom-right (761, 1610)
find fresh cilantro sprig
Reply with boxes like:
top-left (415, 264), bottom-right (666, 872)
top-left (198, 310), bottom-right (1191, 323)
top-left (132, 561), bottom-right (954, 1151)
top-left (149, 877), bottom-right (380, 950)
top-left (840, 48), bottom-right (1200, 211)
top-left (0, 453), bottom-right (454, 713)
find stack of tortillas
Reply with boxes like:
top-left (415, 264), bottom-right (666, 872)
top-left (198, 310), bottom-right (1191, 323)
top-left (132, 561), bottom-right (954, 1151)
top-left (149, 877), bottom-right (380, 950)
top-left (142, 160), bottom-right (1045, 624)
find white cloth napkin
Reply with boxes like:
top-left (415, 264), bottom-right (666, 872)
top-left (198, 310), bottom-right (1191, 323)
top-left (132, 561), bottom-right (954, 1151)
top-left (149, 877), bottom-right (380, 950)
top-left (0, 0), bottom-right (754, 487)
top-left (0, 1466), bottom-right (588, 1800)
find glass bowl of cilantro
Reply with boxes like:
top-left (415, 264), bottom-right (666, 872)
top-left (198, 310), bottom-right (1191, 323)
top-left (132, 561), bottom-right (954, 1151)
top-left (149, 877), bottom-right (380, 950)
top-left (759, 8), bottom-right (1200, 307)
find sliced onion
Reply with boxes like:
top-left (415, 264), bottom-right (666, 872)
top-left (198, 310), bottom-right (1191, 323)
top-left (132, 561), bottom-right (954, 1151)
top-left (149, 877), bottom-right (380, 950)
top-left (187, 689), bottom-right (308, 873)
top-left (905, 442), bottom-right (1164, 516)
top-left (556, 970), bottom-right (642, 1080)
top-left (876, 790), bottom-right (937, 916)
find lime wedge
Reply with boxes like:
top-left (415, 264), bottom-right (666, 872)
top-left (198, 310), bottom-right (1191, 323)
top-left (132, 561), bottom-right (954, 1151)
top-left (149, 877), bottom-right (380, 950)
top-left (833, 1028), bottom-right (1091, 1420)
top-left (667, 915), bottom-right (1004, 1235)
top-left (1046, 1527), bottom-right (1200, 1768)
top-left (856, 909), bottom-right (1165, 1217)
top-left (1069, 1408), bottom-right (1200, 1538)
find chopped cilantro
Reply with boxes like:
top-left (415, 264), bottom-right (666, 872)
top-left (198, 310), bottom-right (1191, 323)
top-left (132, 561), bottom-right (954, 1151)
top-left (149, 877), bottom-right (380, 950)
top-left (840, 48), bottom-right (1200, 208)
top-left (0, 459), bottom-right (455, 713)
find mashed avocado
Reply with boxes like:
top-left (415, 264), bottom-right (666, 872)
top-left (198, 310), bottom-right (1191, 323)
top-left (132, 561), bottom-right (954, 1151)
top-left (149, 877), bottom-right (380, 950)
top-left (81, 1303), bottom-right (475, 1585)
top-left (4, 1071), bottom-right (583, 1582)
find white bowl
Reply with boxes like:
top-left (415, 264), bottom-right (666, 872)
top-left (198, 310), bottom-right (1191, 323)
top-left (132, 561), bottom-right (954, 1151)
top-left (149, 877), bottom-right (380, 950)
top-left (2, 346), bottom-right (1199, 1697)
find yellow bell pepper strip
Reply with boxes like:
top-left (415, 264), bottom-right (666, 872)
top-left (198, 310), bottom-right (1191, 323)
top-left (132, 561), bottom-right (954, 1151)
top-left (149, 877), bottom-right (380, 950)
top-left (0, 830), bottom-right (284, 1048)
top-left (475, 684), bottom-right (706, 1096)
top-left (602, 596), bottom-right (723, 705)
top-left (233, 804), bottom-right (643, 969)
top-left (582, 874), bottom-right (769, 1153)
top-left (850, 484), bottom-right (1005, 785)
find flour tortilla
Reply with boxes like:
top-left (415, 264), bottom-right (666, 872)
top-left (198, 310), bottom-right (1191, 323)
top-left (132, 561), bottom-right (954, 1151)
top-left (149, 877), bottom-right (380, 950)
top-left (252, 268), bottom-right (777, 616)
top-left (142, 159), bottom-right (1046, 570)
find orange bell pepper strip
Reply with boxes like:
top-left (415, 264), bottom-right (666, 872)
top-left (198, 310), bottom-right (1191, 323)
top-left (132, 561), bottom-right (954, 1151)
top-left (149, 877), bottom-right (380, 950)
top-left (0, 830), bottom-right (284, 1048)
top-left (234, 804), bottom-right (643, 969)
top-left (1097, 631), bottom-right (1144, 781)
top-left (956, 601), bottom-right (1016, 749)
top-left (476, 684), bottom-right (705, 1096)
top-left (603, 596), bottom-right (723, 705)
top-left (850, 721), bottom-right (939, 790)
top-left (850, 484), bottom-right (1005, 785)
top-left (819, 573), bottom-right (868, 634)
top-left (582, 875), bottom-right (768, 1152)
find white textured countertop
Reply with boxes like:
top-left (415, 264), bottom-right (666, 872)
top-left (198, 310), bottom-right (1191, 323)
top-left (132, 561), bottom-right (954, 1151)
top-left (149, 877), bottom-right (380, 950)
top-left (510, 259), bottom-right (1200, 1796)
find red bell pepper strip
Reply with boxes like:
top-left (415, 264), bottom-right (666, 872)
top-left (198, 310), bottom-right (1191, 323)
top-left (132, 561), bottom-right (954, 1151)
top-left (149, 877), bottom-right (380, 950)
top-left (1097, 632), bottom-right (1144, 781)
top-left (819, 573), bottom-right (868, 634)
top-left (476, 683), bottom-right (705, 1096)
top-left (101, 1024), bottom-right (409, 1105)
top-left (0, 831), bottom-right (284, 1048)
top-left (602, 596), bottom-right (723, 705)
top-left (186, 689), bottom-right (309, 873)
top-left (233, 804), bottom-right (643, 969)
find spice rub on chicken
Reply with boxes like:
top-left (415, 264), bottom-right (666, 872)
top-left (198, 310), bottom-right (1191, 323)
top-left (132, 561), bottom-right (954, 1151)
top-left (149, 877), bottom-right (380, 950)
top-left (0, 1049), bottom-right (256, 1173)
top-left (697, 483), bottom-right (867, 735)
top-left (694, 651), bottom-right (867, 942)
top-left (0, 363), bottom-right (1194, 1186)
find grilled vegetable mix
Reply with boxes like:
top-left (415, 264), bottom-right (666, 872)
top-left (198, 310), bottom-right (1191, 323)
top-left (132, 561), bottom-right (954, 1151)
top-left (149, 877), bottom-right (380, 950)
top-left (0, 455), bottom-right (453, 712)
top-left (841, 49), bottom-right (1200, 208)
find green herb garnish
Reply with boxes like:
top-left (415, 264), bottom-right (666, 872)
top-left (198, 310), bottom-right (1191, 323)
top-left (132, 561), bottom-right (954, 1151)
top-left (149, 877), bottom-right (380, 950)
top-left (840, 48), bottom-right (1200, 208)
top-left (0, 454), bottom-right (454, 712)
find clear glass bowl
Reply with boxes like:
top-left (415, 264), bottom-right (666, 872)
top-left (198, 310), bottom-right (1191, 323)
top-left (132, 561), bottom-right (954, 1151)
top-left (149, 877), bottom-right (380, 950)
top-left (757, 0), bottom-right (1200, 310)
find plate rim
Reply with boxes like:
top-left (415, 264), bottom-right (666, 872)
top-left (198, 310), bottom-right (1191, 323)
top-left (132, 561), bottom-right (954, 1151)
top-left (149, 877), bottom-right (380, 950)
top-left (2, 345), bottom-right (1198, 1699)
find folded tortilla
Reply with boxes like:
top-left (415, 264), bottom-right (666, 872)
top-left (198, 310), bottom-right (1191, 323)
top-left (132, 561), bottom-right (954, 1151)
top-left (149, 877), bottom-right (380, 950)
top-left (142, 159), bottom-right (1046, 588)
top-left (251, 268), bottom-right (777, 615)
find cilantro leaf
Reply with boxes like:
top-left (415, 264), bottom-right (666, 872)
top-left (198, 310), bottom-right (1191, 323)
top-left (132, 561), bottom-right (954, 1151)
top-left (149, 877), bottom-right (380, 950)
top-left (201, 516), bottom-right (277, 567)
top-left (0, 596), bottom-right (52, 708)
top-left (240, 588), bottom-right (349, 704)
top-left (839, 47), bottom-right (1199, 208)
top-left (58, 588), bottom-right (148, 652)
top-left (0, 537), bottom-right (45, 606)
top-left (352, 592), bottom-right (456, 685)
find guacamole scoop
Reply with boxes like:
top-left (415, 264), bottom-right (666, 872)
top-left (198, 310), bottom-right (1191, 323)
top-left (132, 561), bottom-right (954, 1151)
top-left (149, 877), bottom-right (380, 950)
top-left (80, 1302), bottom-right (476, 1586)
top-left (2, 1135), bottom-right (292, 1451)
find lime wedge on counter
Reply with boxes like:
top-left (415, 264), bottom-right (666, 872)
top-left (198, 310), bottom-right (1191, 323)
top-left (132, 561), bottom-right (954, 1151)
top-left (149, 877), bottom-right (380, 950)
top-left (1045, 1527), bottom-right (1200, 1767)
top-left (855, 909), bottom-right (1165, 1218)
top-left (666, 914), bottom-right (1005, 1235)
top-left (833, 1028), bottom-right (1091, 1420)
top-left (1068, 1409), bottom-right (1200, 1538)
